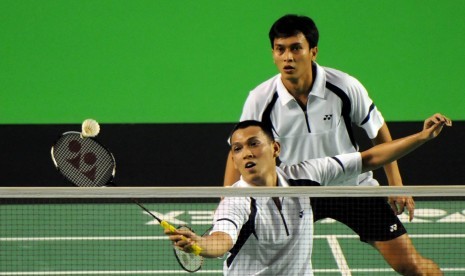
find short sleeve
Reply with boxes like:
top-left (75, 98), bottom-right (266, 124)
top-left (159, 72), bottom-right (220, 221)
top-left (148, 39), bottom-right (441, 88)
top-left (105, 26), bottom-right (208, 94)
top-left (280, 152), bottom-right (362, 186)
top-left (211, 197), bottom-right (251, 243)
top-left (347, 76), bottom-right (385, 139)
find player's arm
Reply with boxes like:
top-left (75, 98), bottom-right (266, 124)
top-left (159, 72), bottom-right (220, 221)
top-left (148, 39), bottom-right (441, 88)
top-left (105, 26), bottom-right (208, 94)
top-left (361, 113), bottom-right (451, 173)
top-left (166, 228), bottom-right (233, 258)
top-left (371, 122), bottom-right (415, 218)
top-left (224, 151), bottom-right (241, 186)
top-left (372, 123), bottom-right (403, 187)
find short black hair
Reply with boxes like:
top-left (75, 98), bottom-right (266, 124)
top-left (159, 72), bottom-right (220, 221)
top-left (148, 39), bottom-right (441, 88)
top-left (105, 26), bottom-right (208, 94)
top-left (229, 120), bottom-right (275, 143)
top-left (269, 14), bottom-right (319, 49)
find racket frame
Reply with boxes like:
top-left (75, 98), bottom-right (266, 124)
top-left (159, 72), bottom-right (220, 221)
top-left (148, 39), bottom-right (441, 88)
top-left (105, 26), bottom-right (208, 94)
top-left (173, 225), bottom-right (204, 273)
top-left (50, 131), bottom-right (116, 187)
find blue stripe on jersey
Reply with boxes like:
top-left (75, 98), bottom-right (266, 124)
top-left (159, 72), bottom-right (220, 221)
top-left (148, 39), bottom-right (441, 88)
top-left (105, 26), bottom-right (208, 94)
top-left (361, 103), bottom-right (375, 125)
top-left (261, 92), bottom-right (280, 137)
top-left (226, 198), bottom-right (258, 268)
top-left (259, 82), bottom-right (359, 152)
top-left (288, 179), bottom-right (321, 186)
top-left (325, 82), bottom-right (358, 150)
top-left (216, 218), bottom-right (238, 230)
top-left (331, 156), bottom-right (345, 172)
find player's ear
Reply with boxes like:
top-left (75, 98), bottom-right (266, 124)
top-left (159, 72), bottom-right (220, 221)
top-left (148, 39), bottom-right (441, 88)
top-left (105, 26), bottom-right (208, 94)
top-left (271, 46), bottom-right (277, 64)
top-left (311, 46), bottom-right (318, 61)
top-left (272, 141), bottom-right (281, 158)
top-left (231, 151), bottom-right (239, 170)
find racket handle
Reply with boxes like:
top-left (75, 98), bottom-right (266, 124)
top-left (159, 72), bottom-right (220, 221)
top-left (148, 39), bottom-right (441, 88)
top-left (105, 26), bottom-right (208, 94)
top-left (190, 244), bottom-right (202, 256)
top-left (160, 221), bottom-right (177, 233)
top-left (161, 221), bottom-right (203, 256)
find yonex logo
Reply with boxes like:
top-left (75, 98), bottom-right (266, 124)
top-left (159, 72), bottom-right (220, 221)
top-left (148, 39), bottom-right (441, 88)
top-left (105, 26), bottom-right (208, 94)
top-left (390, 224), bottom-right (398, 232)
top-left (324, 114), bottom-right (333, 121)
top-left (66, 139), bottom-right (98, 181)
top-left (300, 210), bottom-right (304, 218)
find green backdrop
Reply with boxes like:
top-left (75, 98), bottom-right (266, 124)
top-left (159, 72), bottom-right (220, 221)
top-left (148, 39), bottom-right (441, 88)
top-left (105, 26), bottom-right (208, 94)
top-left (1, 0), bottom-right (464, 124)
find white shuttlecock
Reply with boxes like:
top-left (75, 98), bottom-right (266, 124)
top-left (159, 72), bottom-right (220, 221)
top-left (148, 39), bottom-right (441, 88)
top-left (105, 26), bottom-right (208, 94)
top-left (81, 119), bottom-right (100, 138)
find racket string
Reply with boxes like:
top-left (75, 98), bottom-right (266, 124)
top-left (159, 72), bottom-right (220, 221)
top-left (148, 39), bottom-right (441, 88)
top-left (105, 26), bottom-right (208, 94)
top-left (53, 133), bottom-right (115, 187)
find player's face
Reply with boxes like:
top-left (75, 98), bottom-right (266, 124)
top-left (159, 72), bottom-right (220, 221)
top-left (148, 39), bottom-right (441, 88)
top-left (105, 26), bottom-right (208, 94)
top-left (272, 33), bottom-right (317, 82)
top-left (230, 126), bottom-right (280, 186)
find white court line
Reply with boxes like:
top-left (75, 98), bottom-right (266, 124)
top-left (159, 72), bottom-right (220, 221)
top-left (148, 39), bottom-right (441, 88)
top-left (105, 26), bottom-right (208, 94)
top-left (326, 235), bottom-right (351, 276)
top-left (0, 236), bottom-right (168, 241)
top-left (312, 268), bottom-right (465, 273)
top-left (322, 234), bottom-right (465, 276)
top-left (2, 268), bottom-right (464, 275)
top-left (4, 233), bottom-right (465, 241)
top-left (2, 234), bottom-right (464, 275)
top-left (0, 271), bottom-right (222, 275)
top-left (317, 234), bottom-right (465, 239)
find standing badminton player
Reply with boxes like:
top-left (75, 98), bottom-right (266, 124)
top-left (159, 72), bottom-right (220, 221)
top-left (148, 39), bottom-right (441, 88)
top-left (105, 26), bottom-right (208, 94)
top-left (223, 14), bottom-right (443, 275)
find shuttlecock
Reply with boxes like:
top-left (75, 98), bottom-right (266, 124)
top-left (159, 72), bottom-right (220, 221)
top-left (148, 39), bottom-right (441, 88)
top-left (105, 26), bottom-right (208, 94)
top-left (81, 119), bottom-right (100, 138)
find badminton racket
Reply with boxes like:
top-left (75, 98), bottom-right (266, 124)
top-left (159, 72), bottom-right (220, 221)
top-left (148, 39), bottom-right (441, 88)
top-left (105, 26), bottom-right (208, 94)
top-left (50, 119), bottom-right (203, 272)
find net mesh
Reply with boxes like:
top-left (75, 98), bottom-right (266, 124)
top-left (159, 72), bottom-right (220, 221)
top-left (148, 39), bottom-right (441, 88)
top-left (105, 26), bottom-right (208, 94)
top-left (1, 186), bottom-right (464, 275)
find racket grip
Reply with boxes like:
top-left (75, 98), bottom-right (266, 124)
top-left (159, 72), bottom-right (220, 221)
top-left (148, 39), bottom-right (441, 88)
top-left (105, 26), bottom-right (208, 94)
top-left (190, 244), bottom-right (202, 256)
top-left (161, 221), bottom-right (203, 255)
top-left (160, 221), bottom-right (177, 233)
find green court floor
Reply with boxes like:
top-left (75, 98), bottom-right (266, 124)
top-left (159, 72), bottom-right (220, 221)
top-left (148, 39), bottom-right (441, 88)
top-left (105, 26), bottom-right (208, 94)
top-left (1, 200), bottom-right (463, 275)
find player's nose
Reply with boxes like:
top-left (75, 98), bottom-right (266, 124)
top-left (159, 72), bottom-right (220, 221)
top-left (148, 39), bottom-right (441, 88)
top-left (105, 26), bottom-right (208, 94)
top-left (284, 49), bottom-right (294, 61)
top-left (242, 147), bottom-right (254, 159)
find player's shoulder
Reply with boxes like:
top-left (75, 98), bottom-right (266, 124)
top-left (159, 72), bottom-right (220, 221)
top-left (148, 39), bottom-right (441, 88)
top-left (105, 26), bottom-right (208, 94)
top-left (241, 74), bottom-right (280, 108)
top-left (223, 181), bottom-right (252, 205)
top-left (322, 65), bottom-right (363, 91)
top-left (249, 74), bottom-right (280, 97)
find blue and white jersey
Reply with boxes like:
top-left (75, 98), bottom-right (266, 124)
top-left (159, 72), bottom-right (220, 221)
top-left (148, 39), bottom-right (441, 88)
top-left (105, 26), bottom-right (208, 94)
top-left (211, 152), bottom-right (362, 275)
top-left (239, 62), bottom-right (383, 186)
top-left (212, 172), bottom-right (313, 275)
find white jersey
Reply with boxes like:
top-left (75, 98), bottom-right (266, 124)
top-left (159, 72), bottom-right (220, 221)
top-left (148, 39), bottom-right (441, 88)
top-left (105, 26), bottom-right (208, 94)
top-left (239, 62), bottom-right (384, 186)
top-left (212, 152), bottom-right (361, 275)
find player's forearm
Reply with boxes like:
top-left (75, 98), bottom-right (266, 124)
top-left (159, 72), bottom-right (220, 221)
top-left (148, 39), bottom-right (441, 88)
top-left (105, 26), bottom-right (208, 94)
top-left (224, 151), bottom-right (241, 186)
top-left (371, 123), bottom-right (404, 186)
top-left (361, 132), bottom-right (428, 173)
top-left (382, 161), bottom-right (403, 186)
top-left (198, 232), bottom-right (233, 258)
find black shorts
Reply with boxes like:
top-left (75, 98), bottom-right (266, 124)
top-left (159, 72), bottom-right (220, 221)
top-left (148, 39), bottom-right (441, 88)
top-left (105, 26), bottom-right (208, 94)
top-left (311, 197), bottom-right (407, 243)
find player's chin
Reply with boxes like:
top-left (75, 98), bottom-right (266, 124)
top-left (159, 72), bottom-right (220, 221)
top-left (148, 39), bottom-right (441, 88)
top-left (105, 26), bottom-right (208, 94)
top-left (281, 72), bottom-right (299, 81)
top-left (241, 173), bottom-right (260, 184)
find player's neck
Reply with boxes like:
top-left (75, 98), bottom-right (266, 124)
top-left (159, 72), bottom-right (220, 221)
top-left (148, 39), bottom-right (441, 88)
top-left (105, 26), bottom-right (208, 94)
top-left (281, 62), bottom-right (315, 99)
top-left (282, 73), bottom-right (313, 107)
top-left (265, 172), bottom-right (278, 187)
top-left (249, 173), bottom-right (278, 187)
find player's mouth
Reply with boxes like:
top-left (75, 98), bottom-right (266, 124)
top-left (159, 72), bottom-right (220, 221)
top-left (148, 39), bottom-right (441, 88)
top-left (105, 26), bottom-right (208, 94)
top-left (245, 162), bottom-right (256, 169)
top-left (283, 65), bottom-right (295, 73)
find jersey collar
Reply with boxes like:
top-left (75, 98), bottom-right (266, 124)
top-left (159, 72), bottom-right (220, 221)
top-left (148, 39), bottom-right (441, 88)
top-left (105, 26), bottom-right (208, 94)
top-left (310, 62), bottom-right (326, 99)
top-left (235, 168), bottom-right (289, 188)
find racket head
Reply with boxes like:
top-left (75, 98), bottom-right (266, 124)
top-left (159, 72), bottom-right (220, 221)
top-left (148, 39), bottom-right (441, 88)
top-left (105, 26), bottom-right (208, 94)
top-left (173, 225), bottom-right (204, 273)
top-left (51, 131), bottom-right (115, 187)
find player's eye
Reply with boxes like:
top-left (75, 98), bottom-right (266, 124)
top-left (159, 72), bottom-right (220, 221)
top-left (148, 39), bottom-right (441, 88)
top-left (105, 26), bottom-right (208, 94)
top-left (249, 140), bottom-right (260, 147)
top-left (291, 45), bottom-right (302, 52)
top-left (275, 46), bottom-right (284, 54)
top-left (232, 146), bottom-right (242, 153)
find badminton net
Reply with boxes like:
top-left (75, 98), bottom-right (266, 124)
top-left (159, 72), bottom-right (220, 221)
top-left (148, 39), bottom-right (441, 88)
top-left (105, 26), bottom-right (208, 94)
top-left (0, 186), bottom-right (464, 275)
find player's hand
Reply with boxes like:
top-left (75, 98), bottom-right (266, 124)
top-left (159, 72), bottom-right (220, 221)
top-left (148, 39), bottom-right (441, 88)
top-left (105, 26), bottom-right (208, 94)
top-left (422, 113), bottom-right (452, 140)
top-left (388, 196), bottom-right (415, 221)
top-left (165, 228), bottom-right (201, 253)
